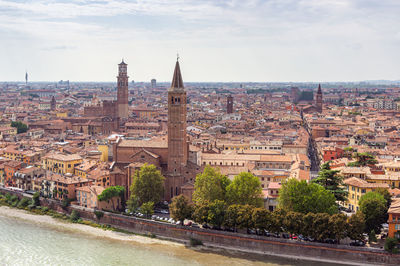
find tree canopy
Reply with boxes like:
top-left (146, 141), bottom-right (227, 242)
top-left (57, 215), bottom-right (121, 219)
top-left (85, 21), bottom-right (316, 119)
top-left (193, 166), bottom-right (231, 205)
top-left (11, 121), bottom-right (28, 134)
top-left (169, 195), bottom-right (193, 224)
top-left (312, 162), bottom-right (348, 202)
top-left (97, 185), bottom-right (125, 211)
top-left (226, 172), bottom-right (263, 207)
top-left (278, 178), bottom-right (337, 214)
top-left (359, 191), bottom-right (387, 233)
top-left (130, 164), bottom-right (165, 206)
top-left (348, 152), bottom-right (377, 167)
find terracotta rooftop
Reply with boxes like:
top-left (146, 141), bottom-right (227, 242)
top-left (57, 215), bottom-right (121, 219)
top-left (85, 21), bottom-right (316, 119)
top-left (344, 177), bottom-right (389, 189)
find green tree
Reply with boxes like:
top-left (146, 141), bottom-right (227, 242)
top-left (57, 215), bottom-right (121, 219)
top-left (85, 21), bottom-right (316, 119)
top-left (278, 178), bottom-right (337, 214)
top-left (329, 213), bottom-right (348, 243)
top-left (312, 213), bottom-right (331, 241)
top-left (140, 201), bottom-right (154, 218)
top-left (236, 204), bottom-right (254, 229)
top-left (375, 187), bottom-right (392, 210)
top-left (130, 164), bottom-right (165, 206)
top-left (283, 211), bottom-right (304, 235)
top-left (98, 185), bottom-right (125, 211)
top-left (302, 212), bottom-right (316, 237)
top-left (169, 195), bottom-right (193, 224)
top-left (192, 203), bottom-right (210, 225)
top-left (207, 200), bottom-right (226, 228)
top-left (385, 238), bottom-right (399, 254)
top-left (348, 152), bottom-right (377, 167)
top-left (252, 208), bottom-right (271, 231)
top-left (312, 162), bottom-right (348, 202)
top-left (193, 166), bottom-right (231, 205)
top-left (11, 121), bottom-right (28, 134)
top-left (347, 211), bottom-right (365, 241)
top-left (226, 172), bottom-right (263, 207)
top-left (269, 209), bottom-right (286, 234)
top-left (224, 204), bottom-right (241, 230)
top-left (359, 191), bottom-right (387, 233)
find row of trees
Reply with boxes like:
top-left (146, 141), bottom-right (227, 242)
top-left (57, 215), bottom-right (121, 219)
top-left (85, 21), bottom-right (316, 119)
top-left (170, 195), bottom-right (366, 243)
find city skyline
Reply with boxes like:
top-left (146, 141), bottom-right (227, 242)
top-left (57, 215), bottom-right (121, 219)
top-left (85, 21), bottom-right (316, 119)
top-left (1, 0), bottom-right (400, 82)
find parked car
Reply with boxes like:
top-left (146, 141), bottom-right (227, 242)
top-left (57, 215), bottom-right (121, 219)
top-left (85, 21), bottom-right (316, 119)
top-left (202, 224), bottom-right (210, 229)
top-left (247, 229), bottom-right (256, 235)
top-left (290, 234), bottom-right (298, 240)
top-left (350, 240), bottom-right (366, 246)
top-left (191, 223), bottom-right (200, 228)
top-left (325, 239), bottom-right (338, 244)
top-left (160, 209), bottom-right (169, 214)
top-left (282, 233), bottom-right (290, 239)
top-left (184, 221), bottom-right (192, 226)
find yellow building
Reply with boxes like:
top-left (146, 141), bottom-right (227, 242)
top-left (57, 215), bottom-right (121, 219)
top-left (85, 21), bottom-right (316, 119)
top-left (56, 112), bottom-right (68, 118)
top-left (343, 177), bottom-right (389, 212)
top-left (74, 160), bottom-right (97, 179)
top-left (98, 144), bottom-right (109, 162)
top-left (42, 154), bottom-right (83, 174)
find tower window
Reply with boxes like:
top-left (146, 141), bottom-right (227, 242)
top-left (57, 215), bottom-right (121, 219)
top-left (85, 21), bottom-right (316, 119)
top-left (176, 187), bottom-right (178, 196)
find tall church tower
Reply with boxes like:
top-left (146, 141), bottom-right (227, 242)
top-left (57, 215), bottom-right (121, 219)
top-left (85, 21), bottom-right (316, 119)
top-left (167, 59), bottom-right (188, 200)
top-left (316, 84), bottom-right (323, 113)
top-left (227, 94), bottom-right (233, 114)
top-left (117, 60), bottom-right (129, 119)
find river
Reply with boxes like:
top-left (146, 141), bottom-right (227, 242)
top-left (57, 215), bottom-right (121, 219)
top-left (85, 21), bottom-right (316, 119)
top-left (0, 213), bottom-right (341, 266)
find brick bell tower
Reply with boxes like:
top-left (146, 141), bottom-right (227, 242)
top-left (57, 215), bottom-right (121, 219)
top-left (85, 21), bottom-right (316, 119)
top-left (167, 58), bottom-right (188, 200)
top-left (117, 60), bottom-right (129, 119)
top-left (316, 83), bottom-right (323, 113)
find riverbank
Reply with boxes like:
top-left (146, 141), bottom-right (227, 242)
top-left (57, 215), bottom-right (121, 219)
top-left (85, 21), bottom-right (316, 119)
top-left (0, 206), bottom-right (180, 246)
top-left (0, 206), bottom-right (300, 265)
top-left (0, 206), bottom-right (380, 266)
top-left (1, 188), bottom-right (399, 266)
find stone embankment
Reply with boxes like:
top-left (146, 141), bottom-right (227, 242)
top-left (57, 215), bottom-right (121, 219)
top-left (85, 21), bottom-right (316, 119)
top-left (2, 187), bottom-right (400, 265)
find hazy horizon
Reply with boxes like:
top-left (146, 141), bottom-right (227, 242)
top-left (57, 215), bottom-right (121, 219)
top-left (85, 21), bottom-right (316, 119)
top-left (1, 0), bottom-right (399, 82)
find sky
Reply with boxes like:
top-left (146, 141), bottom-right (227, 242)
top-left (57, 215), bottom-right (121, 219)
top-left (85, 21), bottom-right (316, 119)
top-left (0, 0), bottom-right (399, 82)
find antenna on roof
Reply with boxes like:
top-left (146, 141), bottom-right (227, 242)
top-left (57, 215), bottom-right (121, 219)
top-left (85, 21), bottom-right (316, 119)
top-left (177, 53), bottom-right (179, 61)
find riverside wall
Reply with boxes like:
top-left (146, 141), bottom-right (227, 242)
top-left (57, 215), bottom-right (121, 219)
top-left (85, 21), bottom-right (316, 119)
top-left (2, 188), bottom-right (400, 265)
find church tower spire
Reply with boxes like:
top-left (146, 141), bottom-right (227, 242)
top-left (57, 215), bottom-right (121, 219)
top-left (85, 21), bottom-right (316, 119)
top-left (316, 84), bottom-right (323, 113)
top-left (167, 58), bottom-right (188, 200)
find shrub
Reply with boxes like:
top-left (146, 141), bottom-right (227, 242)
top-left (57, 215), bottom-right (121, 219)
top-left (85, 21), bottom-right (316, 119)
top-left (70, 210), bottom-right (80, 222)
top-left (189, 238), bottom-right (203, 247)
top-left (17, 197), bottom-right (31, 208)
top-left (94, 210), bottom-right (104, 220)
top-left (369, 230), bottom-right (377, 243)
top-left (385, 237), bottom-right (399, 254)
top-left (32, 192), bottom-right (40, 207)
top-left (8, 195), bottom-right (18, 205)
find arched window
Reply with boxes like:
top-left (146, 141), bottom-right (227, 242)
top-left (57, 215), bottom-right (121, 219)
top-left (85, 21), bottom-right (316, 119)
top-left (175, 187), bottom-right (178, 196)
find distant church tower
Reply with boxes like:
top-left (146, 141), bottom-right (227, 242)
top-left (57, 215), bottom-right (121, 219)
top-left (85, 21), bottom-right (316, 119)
top-left (227, 94), bottom-right (233, 114)
top-left (316, 84), bottom-right (323, 113)
top-left (167, 58), bottom-right (188, 200)
top-left (117, 60), bottom-right (129, 119)
top-left (50, 96), bottom-right (56, 111)
top-left (25, 71), bottom-right (28, 85)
